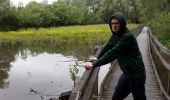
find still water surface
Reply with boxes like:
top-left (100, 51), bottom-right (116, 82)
top-left (0, 42), bottom-right (92, 100)
top-left (0, 50), bottom-right (85, 100)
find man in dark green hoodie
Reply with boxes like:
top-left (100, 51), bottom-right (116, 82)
top-left (83, 12), bottom-right (146, 100)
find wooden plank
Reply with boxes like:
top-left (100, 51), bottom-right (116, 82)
top-left (97, 61), bottom-right (118, 100)
top-left (82, 67), bottom-right (100, 100)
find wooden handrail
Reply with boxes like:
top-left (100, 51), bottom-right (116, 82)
top-left (149, 28), bottom-right (170, 70)
top-left (131, 24), bottom-right (144, 37)
top-left (148, 28), bottom-right (170, 56)
top-left (69, 67), bottom-right (100, 100)
top-left (148, 27), bottom-right (170, 100)
top-left (69, 47), bottom-right (102, 100)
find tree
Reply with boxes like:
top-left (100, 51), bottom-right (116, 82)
top-left (85, 0), bottom-right (102, 13)
top-left (0, 0), bottom-right (19, 31)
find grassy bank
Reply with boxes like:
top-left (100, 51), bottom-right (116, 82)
top-left (0, 24), bottom-right (138, 46)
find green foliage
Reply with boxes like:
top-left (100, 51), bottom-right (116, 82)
top-left (0, 0), bottom-right (19, 31)
top-left (10, 0), bottom-right (102, 29)
top-left (0, 0), bottom-right (142, 31)
top-left (148, 12), bottom-right (170, 48)
top-left (139, 0), bottom-right (170, 48)
top-left (98, 0), bottom-right (141, 23)
top-left (69, 67), bottom-right (77, 87)
top-left (17, 1), bottom-right (52, 28)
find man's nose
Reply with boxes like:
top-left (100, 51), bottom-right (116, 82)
top-left (112, 24), bottom-right (116, 27)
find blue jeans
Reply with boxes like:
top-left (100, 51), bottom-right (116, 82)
top-left (112, 72), bottom-right (146, 100)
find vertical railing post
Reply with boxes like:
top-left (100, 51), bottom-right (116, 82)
top-left (167, 70), bottom-right (170, 94)
top-left (91, 74), bottom-right (98, 100)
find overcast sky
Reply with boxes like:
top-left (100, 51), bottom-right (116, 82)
top-left (11, 0), bottom-right (57, 6)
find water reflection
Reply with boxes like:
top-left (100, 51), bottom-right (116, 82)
top-left (0, 43), bottom-right (19, 89)
top-left (0, 41), bottom-right (93, 100)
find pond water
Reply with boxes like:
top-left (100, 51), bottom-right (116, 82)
top-left (0, 26), bottom-right (143, 100)
top-left (0, 42), bottom-right (93, 100)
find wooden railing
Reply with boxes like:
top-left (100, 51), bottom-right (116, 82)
top-left (148, 28), bottom-right (170, 100)
top-left (131, 24), bottom-right (144, 37)
top-left (68, 46), bottom-right (101, 100)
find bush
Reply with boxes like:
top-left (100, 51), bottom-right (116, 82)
top-left (148, 12), bottom-right (170, 48)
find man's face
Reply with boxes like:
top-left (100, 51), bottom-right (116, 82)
top-left (111, 18), bottom-right (120, 33)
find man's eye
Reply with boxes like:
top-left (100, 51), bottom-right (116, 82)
top-left (111, 22), bottom-right (119, 25)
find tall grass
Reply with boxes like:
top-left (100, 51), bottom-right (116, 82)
top-left (0, 24), bottom-right (138, 46)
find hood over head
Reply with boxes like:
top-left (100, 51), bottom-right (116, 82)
top-left (109, 12), bottom-right (129, 37)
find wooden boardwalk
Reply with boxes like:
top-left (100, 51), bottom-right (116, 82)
top-left (99, 27), bottom-right (165, 100)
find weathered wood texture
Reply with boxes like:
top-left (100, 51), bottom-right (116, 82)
top-left (69, 47), bottom-right (102, 100)
top-left (149, 28), bottom-right (170, 100)
top-left (99, 27), bottom-right (166, 100)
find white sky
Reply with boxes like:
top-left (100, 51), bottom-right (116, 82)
top-left (11, 0), bottom-right (57, 6)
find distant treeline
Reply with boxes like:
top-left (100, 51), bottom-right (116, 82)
top-left (0, 0), bottom-right (146, 31)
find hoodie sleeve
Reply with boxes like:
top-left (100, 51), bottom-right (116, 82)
top-left (97, 35), bottom-right (115, 59)
top-left (93, 33), bottom-right (131, 68)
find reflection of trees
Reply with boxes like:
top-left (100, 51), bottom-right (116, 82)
top-left (0, 43), bottom-right (20, 88)
top-left (0, 38), bottom-right (94, 88)
top-left (22, 38), bottom-right (93, 60)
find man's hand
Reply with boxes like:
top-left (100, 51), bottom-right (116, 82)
top-left (83, 62), bottom-right (93, 70)
top-left (89, 56), bottom-right (97, 62)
